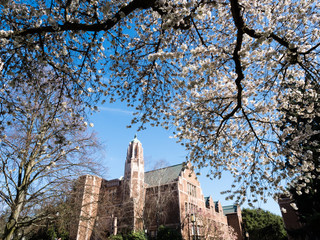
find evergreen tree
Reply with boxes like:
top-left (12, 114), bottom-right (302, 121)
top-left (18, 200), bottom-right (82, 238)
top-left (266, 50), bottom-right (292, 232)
top-left (242, 208), bottom-right (287, 240)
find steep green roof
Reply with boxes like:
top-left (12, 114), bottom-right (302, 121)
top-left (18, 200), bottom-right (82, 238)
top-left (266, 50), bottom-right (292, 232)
top-left (222, 205), bottom-right (238, 215)
top-left (145, 164), bottom-right (184, 186)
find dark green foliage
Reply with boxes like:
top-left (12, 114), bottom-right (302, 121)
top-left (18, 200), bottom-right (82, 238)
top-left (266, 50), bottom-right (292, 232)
top-left (123, 231), bottom-right (147, 240)
top-left (242, 208), bottom-right (287, 240)
top-left (108, 235), bottom-right (124, 240)
top-left (25, 200), bottom-right (73, 240)
top-left (108, 231), bottom-right (146, 240)
top-left (28, 224), bottom-right (69, 240)
top-left (156, 225), bottom-right (182, 240)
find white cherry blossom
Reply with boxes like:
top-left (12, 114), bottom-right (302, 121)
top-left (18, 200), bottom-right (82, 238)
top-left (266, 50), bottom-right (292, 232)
top-left (1, 0), bottom-right (319, 210)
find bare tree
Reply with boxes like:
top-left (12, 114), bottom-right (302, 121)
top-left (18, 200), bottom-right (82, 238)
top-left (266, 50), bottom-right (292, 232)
top-left (0, 68), bottom-right (101, 240)
top-left (144, 161), bottom-right (181, 236)
top-left (90, 180), bottom-right (128, 239)
top-left (195, 211), bottom-right (237, 240)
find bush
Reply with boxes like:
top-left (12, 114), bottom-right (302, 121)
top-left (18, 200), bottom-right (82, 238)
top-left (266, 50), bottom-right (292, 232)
top-left (28, 225), bottom-right (69, 240)
top-left (157, 225), bottom-right (182, 240)
top-left (108, 235), bottom-right (124, 240)
top-left (124, 231), bottom-right (147, 240)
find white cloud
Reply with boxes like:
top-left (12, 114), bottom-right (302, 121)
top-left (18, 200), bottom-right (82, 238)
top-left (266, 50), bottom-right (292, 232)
top-left (99, 107), bottom-right (134, 115)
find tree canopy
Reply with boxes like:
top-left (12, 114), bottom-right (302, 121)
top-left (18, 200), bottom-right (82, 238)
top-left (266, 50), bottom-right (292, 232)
top-left (242, 208), bottom-right (287, 240)
top-left (1, 0), bottom-right (320, 204)
top-left (0, 69), bottom-right (101, 240)
top-left (283, 78), bottom-right (320, 238)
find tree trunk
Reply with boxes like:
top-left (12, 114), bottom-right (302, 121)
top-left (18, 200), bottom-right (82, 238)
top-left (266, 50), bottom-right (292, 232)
top-left (3, 190), bottom-right (26, 240)
top-left (4, 219), bottom-right (16, 240)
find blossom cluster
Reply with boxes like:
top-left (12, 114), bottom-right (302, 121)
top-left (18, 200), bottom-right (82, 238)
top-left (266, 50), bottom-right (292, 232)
top-left (1, 0), bottom-right (320, 204)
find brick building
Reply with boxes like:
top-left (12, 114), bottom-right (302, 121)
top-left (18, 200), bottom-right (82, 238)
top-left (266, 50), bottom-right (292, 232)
top-left (72, 135), bottom-right (243, 240)
top-left (278, 195), bottom-right (303, 240)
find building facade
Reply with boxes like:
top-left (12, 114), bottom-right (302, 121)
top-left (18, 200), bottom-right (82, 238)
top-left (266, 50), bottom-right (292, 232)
top-left (278, 195), bottom-right (304, 240)
top-left (72, 136), bottom-right (243, 240)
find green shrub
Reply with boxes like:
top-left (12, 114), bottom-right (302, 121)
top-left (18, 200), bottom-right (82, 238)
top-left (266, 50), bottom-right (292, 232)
top-left (157, 225), bottom-right (182, 240)
top-left (124, 231), bottom-right (147, 240)
top-left (108, 235), bottom-right (124, 240)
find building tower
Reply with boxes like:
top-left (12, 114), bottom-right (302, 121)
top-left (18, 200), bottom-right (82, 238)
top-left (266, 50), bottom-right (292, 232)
top-left (123, 134), bottom-right (145, 231)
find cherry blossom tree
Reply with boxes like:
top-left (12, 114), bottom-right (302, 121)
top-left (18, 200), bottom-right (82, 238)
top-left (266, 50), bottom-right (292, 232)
top-left (281, 77), bottom-right (320, 238)
top-left (183, 210), bottom-right (237, 240)
top-left (1, 0), bottom-right (320, 208)
top-left (0, 68), bottom-right (101, 240)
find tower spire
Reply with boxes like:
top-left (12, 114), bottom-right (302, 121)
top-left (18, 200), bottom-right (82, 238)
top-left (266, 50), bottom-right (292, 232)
top-left (123, 136), bottom-right (145, 231)
top-left (132, 133), bottom-right (139, 143)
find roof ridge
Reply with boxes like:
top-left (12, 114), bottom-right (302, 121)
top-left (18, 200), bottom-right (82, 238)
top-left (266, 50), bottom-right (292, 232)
top-left (144, 163), bottom-right (184, 173)
top-left (222, 205), bottom-right (236, 208)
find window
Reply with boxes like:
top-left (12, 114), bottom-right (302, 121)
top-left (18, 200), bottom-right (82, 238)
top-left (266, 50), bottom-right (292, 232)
top-left (185, 202), bottom-right (188, 214)
top-left (107, 188), bottom-right (117, 201)
top-left (188, 203), bottom-right (197, 214)
top-left (187, 182), bottom-right (197, 197)
top-left (151, 231), bottom-right (156, 237)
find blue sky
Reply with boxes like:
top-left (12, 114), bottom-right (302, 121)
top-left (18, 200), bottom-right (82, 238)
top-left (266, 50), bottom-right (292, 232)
top-left (90, 101), bottom-right (281, 215)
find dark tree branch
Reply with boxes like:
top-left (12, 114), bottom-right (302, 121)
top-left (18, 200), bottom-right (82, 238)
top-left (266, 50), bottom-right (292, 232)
top-left (215, 0), bottom-right (244, 136)
top-left (3, 0), bottom-right (157, 38)
top-left (229, 0), bottom-right (302, 56)
top-left (302, 41), bottom-right (320, 54)
top-left (191, 18), bottom-right (207, 47)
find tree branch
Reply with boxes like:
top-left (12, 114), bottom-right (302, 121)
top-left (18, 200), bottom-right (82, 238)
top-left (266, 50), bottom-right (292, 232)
top-left (2, 0), bottom-right (157, 38)
top-left (216, 0), bottom-right (244, 136)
